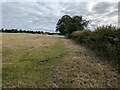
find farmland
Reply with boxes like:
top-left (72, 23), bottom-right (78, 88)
top-left (2, 33), bottom-right (119, 88)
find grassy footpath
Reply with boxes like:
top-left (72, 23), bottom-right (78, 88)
top-left (2, 33), bottom-right (68, 88)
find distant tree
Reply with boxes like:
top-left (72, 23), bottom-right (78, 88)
top-left (40, 31), bottom-right (43, 34)
top-left (1, 28), bottom-right (47, 34)
top-left (38, 31), bottom-right (41, 34)
top-left (19, 30), bottom-right (22, 33)
top-left (14, 29), bottom-right (18, 33)
top-left (23, 30), bottom-right (26, 33)
top-left (56, 15), bottom-right (90, 35)
top-left (1, 28), bottom-right (4, 32)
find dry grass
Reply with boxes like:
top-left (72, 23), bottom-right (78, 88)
top-left (2, 33), bottom-right (119, 88)
top-left (49, 38), bottom-right (119, 88)
top-left (2, 33), bottom-right (67, 88)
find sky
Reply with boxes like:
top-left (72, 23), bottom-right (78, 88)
top-left (1, 0), bottom-right (119, 32)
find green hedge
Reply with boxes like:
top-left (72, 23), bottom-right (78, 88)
top-left (69, 25), bottom-right (119, 70)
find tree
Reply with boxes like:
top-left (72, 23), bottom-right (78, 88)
top-left (72, 16), bottom-right (90, 30)
top-left (56, 15), bottom-right (90, 35)
top-left (56, 15), bottom-right (72, 35)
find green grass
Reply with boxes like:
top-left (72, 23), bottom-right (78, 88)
top-left (2, 33), bottom-right (68, 88)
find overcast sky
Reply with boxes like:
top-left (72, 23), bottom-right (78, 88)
top-left (1, 0), bottom-right (119, 32)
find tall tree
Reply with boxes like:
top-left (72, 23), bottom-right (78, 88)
top-left (56, 15), bottom-right (90, 35)
top-left (56, 15), bottom-right (72, 35)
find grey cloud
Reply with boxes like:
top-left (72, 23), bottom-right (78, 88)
top-left (92, 2), bottom-right (117, 14)
top-left (118, 2), bottom-right (120, 26)
top-left (2, 1), bottom-right (118, 32)
top-left (89, 2), bottom-right (118, 28)
top-left (60, 2), bottom-right (90, 16)
top-left (105, 10), bottom-right (118, 17)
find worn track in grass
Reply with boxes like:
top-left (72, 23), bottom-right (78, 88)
top-left (50, 37), bottom-right (119, 88)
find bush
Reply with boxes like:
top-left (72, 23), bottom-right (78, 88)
top-left (93, 25), bottom-right (118, 61)
top-left (69, 25), bottom-right (119, 70)
top-left (70, 30), bottom-right (92, 44)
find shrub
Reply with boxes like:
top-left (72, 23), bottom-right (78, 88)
top-left (69, 25), bottom-right (119, 70)
top-left (70, 30), bottom-right (92, 41)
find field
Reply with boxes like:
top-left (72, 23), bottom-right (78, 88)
top-left (2, 33), bottom-right (119, 88)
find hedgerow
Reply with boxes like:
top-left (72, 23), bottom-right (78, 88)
top-left (69, 25), bottom-right (119, 70)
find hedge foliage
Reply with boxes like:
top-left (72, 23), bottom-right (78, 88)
top-left (69, 25), bottom-right (119, 70)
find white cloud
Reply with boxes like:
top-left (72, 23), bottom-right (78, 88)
top-left (1, 0), bottom-right (119, 2)
top-left (1, 1), bottom-right (118, 32)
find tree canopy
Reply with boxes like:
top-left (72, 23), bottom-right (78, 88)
top-left (56, 15), bottom-right (90, 35)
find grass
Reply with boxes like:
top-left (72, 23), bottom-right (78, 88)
top-left (2, 33), bottom-right (68, 88)
top-left (2, 33), bottom-right (119, 88)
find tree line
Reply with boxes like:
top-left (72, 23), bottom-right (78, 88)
top-left (1, 28), bottom-right (58, 35)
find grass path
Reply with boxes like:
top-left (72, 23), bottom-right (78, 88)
top-left (2, 33), bottom-right (119, 88)
top-left (49, 37), bottom-right (119, 88)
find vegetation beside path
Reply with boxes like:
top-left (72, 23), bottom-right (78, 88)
top-left (56, 15), bottom-right (119, 71)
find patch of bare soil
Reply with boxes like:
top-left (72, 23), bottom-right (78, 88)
top-left (50, 37), bottom-right (119, 88)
